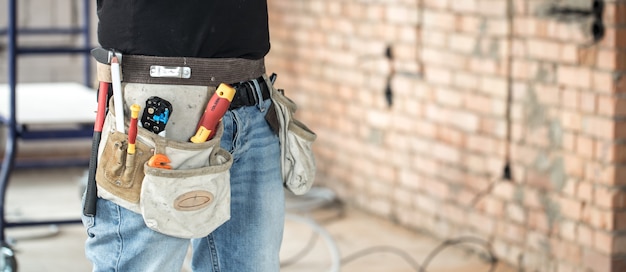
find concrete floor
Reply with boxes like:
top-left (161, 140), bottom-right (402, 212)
top-left (0, 165), bottom-right (518, 272)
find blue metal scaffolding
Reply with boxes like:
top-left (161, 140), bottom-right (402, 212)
top-left (0, 0), bottom-right (93, 269)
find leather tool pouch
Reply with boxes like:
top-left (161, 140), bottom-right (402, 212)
top-left (95, 84), bottom-right (233, 239)
top-left (268, 77), bottom-right (317, 195)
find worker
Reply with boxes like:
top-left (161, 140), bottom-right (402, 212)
top-left (81, 1), bottom-right (284, 271)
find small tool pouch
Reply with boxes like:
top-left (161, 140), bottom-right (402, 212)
top-left (96, 86), bottom-right (233, 239)
top-left (140, 144), bottom-right (232, 239)
top-left (269, 81), bottom-right (317, 195)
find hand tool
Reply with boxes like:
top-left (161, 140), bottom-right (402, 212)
top-left (83, 81), bottom-right (109, 217)
top-left (141, 96), bottom-right (173, 135)
top-left (84, 47), bottom-right (122, 217)
top-left (147, 153), bottom-right (172, 169)
top-left (127, 104), bottom-right (141, 155)
top-left (91, 47), bottom-right (122, 64)
top-left (190, 83), bottom-right (236, 143)
top-left (111, 56), bottom-right (125, 132)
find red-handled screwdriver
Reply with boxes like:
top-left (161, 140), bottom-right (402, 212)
top-left (190, 83), bottom-right (236, 143)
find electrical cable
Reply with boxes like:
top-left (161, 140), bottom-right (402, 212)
top-left (283, 187), bottom-right (501, 272)
top-left (340, 245), bottom-right (422, 271)
top-left (418, 236), bottom-right (498, 272)
top-left (280, 231), bottom-right (319, 268)
top-left (284, 213), bottom-right (341, 272)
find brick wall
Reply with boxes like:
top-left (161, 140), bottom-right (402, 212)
top-left (265, 0), bottom-right (626, 271)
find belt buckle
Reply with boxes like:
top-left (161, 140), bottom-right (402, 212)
top-left (149, 65), bottom-right (192, 79)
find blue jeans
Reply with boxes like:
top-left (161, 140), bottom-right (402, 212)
top-left (82, 96), bottom-right (285, 272)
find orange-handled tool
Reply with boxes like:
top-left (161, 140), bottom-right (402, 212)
top-left (190, 83), bottom-right (236, 143)
top-left (148, 154), bottom-right (172, 169)
top-left (127, 104), bottom-right (141, 154)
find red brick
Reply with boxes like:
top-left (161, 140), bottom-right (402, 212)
top-left (527, 38), bottom-right (561, 62)
top-left (560, 219), bottom-right (578, 242)
top-left (415, 196), bottom-right (441, 215)
top-left (485, 196), bottom-right (504, 217)
top-left (492, 179), bottom-right (515, 200)
top-left (479, 118), bottom-right (507, 139)
top-left (422, 0), bottom-right (448, 9)
top-left (576, 44), bottom-right (597, 67)
top-left (450, 0), bottom-right (477, 13)
top-left (603, 2), bottom-right (626, 25)
top-left (557, 66), bottom-right (592, 90)
top-left (422, 10), bottom-right (455, 31)
top-left (581, 115), bottom-right (614, 140)
top-left (551, 239), bottom-right (583, 265)
top-left (561, 131), bottom-right (576, 152)
top-left (528, 210), bottom-right (550, 232)
top-left (469, 58), bottom-right (501, 76)
top-left (511, 59), bottom-right (532, 80)
top-left (615, 211), bottom-right (626, 231)
top-left (595, 186), bottom-right (626, 209)
top-left (498, 221), bottom-right (526, 243)
top-left (563, 154), bottom-right (584, 179)
top-left (591, 70), bottom-right (614, 95)
top-left (507, 203), bottom-right (526, 224)
top-left (614, 73), bottom-right (626, 94)
top-left (588, 208), bottom-right (614, 231)
top-left (420, 179), bottom-right (448, 201)
top-left (476, 0), bottom-right (507, 17)
top-left (597, 95), bottom-right (617, 117)
top-left (436, 126), bottom-right (464, 146)
top-left (424, 66), bottom-right (452, 85)
top-left (578, 224), bottom-right (594, 247)
top-left (614, 234), bottom-right (626, 255)
top-left (450, 110), bottom-right (480, 132)
top-left (534, 83), bottom-right (560, 106)
top-left (559, 195), bottom-right (583, 221)
top-left (594, 230), bottom-right (614, 255)
top-left (561, 88), bottom-right (579, 110)
top-left (448, 33), bottom-right (478, 54)
top-left (577, 181), bottom-right (594, 203)
top-left (598, 26), bottom-right (617, 49)
top-left (582, 247), bottom-right (612, 272)
top-left (576, 135), bottom-right (595, 159)
top-left (596, 49), bottom-right (617, 70)
top-left (469, 212), bottom-right (496, 235)
top-left (452, 71), bottom-right (479, 90)
top-left (526, 170), bottom-right (552, 190)
top-left (616, 27), bottom-right (626, 49)
top-left (598, 141), bottom-right (626, 164)
top-left (579, 92), bottom-right (596, 113)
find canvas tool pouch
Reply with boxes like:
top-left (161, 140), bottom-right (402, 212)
top-left (94, 55), bottom-right (252, 238)
top-left (269, 85), bottom-right (317, 195)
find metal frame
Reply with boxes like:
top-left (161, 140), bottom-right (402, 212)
top-left (0, 0), bottom-right (92, 266)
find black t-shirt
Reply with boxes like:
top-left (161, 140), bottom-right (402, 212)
top-left (96, 0), bottom-right (270, 59)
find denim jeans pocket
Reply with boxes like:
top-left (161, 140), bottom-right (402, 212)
top-left (141, 148), bottom-right (232, 239)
